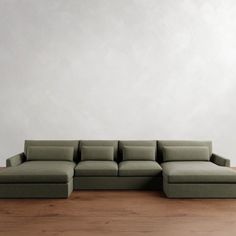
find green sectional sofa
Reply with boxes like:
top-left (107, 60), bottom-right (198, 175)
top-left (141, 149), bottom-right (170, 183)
top-left (0, 140), bottom-right (235, 198)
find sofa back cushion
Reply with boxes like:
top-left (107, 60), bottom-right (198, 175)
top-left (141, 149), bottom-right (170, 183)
top-left (119, 140), bottom-right (157, 161)
top-left (158, 140), bottom-right (212, 162)
top-left (123, 146), bottom-right (156, 161)
top-left (162, 146), bottom-right (210, 162)
top-left (27, 146), bottom-right (74, 161)
top-left (80, 140), bottom-right (118, 161)
top-left (81, 146), bottom-right (114, 161)
top-left (25, 140), bottom-right (79, 162)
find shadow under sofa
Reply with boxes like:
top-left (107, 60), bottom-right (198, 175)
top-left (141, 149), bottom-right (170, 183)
top-left (0, 139), bottom-right (236, 199)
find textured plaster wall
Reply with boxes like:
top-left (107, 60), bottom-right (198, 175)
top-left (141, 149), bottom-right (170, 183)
top-left (0, 0), bottom-right (236, 166)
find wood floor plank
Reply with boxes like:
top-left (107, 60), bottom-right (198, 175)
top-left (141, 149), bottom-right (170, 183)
top-left (1, 191), bottom-right (236, 236)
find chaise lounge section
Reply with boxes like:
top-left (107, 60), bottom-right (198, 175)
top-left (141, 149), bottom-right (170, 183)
top-left (159, 140), bottom-right (236, 198)
top-left (0, 140), bottom-right (78, 198)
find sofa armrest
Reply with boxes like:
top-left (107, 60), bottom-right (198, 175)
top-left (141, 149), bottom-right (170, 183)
top-left (211, 153), bottom-right (230, 167)
top-left (6, 153), bottom-right (26, 167)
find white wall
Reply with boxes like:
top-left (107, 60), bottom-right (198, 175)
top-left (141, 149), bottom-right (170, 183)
top-left (0, 0), bottom-right (236, 166)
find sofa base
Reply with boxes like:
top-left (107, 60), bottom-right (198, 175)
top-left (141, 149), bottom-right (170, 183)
top-left (73, 176), bottom-right (162, 190)
top-left (0, 179), bottom-right (73, 199)
top-left (163, 180), bottom-right (236, 198)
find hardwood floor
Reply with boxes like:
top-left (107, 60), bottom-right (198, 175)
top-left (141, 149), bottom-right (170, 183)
top-left (1, 190), bottom-right (236, 236)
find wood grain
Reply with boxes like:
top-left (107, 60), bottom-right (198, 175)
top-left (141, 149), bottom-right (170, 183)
top-left (1, 190), bottom-right (236, 236)
top-left (1, 167), bottom-right (236, 236)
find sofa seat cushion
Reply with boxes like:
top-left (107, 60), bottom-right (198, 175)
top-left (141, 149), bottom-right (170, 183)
top-left (119, 161), bottom-right (162, 177)
top-left (0, 161), bottom-right (75, 183)
top-left (162, 161), bottom-right (236, 183)
top-left (75, 161), bottom-right (118, 176)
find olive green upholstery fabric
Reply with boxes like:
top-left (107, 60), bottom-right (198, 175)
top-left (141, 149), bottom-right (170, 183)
top-left (0, 180), bottom-right (73, 198)
top-left (119, 140), bottom-right (156, 161)
top-left (162, 161), bottom-right (236, 183)
top-left (81, 146), bottom-right (114, 161)
top-left (158, 140), bottom-right (212, 163)
top-left (73, 176), bottom-right (162, 190)
top-left (119, 161), bottom-right (162, 177)
top-left (24, 140), bottom-right (79, 162)
top-left (123, 146), bottom-right (156, 161)
top-left (27, 146), bottom-right (74, 161)
top-left (162, 146), bottom-right (210, 162)
top-left (6, 153), bottom-right (25, 167)
top-left (75, 161), bottom-right (118, 176)
top-left (80, 140), bottom-right (118, 161)
top-left (163, 177), bottom-right (236, 198)
top-left (211, 153), bottom-right (230, 167)
top-left (0, 161), bottom-right (75, 183)
top-left (2, 139), bottom-right (235, 199)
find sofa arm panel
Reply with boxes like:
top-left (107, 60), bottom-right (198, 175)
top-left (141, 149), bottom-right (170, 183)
top-left (6, 153), bottom-right (26, 167)
top-left (211, 153), bottom-right (230, 167)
